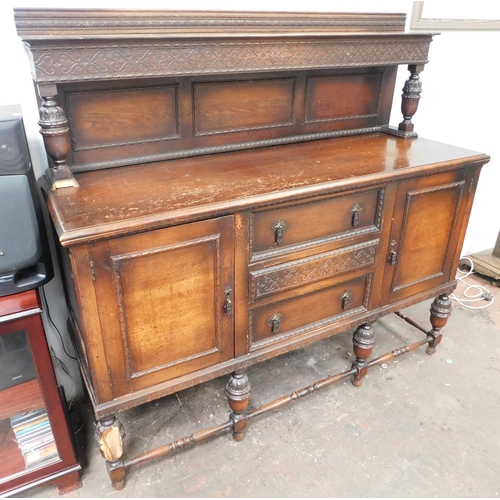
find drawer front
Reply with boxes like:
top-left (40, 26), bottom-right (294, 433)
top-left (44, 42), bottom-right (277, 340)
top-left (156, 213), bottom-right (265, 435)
top-left (249, 272), bottom-right (373, 351)
top-left (249, 239), bottom-right (378, 302)
top-left (250, 188), bottom-right (383, 259)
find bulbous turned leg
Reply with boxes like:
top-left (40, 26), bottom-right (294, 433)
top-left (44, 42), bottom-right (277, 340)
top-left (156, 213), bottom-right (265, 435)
top-left (226, 370), bottom-right (251, 441)
top-left (426, 294), bottom-right (452, 355)
top-left (351, 323), bottom-right (375, 387)
top-left (95, 415), bottom-right (126, 490)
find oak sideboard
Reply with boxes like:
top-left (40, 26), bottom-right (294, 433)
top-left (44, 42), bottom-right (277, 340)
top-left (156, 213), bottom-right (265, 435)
top-left (14, 9), bottom-right (490, 489)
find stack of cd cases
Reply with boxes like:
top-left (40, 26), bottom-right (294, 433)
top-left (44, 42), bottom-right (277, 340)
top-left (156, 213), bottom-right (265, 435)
top-left (10, 409), bottom-right (58, 469)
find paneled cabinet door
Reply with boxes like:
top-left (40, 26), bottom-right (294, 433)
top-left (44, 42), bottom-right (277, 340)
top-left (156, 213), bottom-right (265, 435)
top-left (88, 216), bottom-right (235, 397)
top-left (382, 170), bottom-right (470, 304)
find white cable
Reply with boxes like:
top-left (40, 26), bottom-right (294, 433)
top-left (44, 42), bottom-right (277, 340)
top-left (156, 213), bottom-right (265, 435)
top-left (450, 257), bottom-right (495, 309)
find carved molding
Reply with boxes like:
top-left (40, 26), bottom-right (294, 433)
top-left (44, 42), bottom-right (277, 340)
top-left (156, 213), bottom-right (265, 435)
top-left (14, 11), bottom-right (406, 37)
top-left (26, 37), bottom-right (432, 84)
top-left (249, 239), bottom-right (378, 301)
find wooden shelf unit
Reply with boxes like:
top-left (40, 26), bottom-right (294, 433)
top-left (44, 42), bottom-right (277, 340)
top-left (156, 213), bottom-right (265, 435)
top-left (0, 290), bottom-right (81, 497)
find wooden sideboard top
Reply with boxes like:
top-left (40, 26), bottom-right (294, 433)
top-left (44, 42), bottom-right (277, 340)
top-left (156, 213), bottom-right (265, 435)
top-left (43, 133), bottom-right (489, 246)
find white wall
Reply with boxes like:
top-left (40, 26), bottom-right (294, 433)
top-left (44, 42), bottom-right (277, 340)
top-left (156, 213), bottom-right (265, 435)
top-left (1, 0), bottom-right (498, 398)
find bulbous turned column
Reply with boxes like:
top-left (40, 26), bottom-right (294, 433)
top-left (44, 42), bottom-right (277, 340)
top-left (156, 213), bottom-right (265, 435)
top-left (427, 294), bottom-right (452, 355)
top-left (37, 86), bottom-right (79, 190)
top-left (397, 64), bottom-right (424, 137)
top-left (351, 323), bottom-right (376, 387)
top-left (226, 370), bottom-right (251, 441)
top-left (95, 415), bottom-right (126, 490)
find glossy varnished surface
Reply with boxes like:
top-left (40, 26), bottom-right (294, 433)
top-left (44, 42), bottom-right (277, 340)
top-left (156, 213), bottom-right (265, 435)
top-left (45, 133), bottom-right (487, 245)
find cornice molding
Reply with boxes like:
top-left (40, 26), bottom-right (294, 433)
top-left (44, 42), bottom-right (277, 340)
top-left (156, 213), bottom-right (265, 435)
top-left (14, 9), bottom-right (407, 39)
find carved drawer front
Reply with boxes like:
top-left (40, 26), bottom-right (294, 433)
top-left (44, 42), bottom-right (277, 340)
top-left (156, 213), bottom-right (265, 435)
top-left (249, 239), bottom-right (378, 302)
top-left (249, 272), bottom-right (373, 351)
top-left (250, 188), bottom-right (383, 260)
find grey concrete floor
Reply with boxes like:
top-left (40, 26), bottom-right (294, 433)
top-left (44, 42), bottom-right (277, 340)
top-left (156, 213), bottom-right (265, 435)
top-left (19, 274), bottom-right (500, 498)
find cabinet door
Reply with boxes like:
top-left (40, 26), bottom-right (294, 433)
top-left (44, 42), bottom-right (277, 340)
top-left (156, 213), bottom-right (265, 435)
top-left (382, 170), bottom-right (470, 304)
top-left (89, 216), bottom-right (234, 397)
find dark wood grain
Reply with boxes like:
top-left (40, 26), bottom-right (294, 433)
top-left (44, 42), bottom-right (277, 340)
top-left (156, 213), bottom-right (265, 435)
top-left (43, 134), bottom-right (488, 247)
top-left (0, 289), bottom-right (39, 320)
top-left (0, 379), bottom-right (44, 420)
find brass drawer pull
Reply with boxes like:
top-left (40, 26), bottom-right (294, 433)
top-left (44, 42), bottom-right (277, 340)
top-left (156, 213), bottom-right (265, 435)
top-left (271, 220), bottom-right (287, 245)
top-left (268, 313), bottom-right (283, 334)
top-left (224, 288), bottom-right (233, 316)
top-left (349, 202), bottom-right (363, 228)
top-left (340, 290), bottom-right (352, 310)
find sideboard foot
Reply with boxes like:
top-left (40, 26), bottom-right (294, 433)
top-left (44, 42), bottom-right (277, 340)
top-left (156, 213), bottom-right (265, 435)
top-left (426, 294), bottom-right (452, 355)
top-left (226, 370), bottom-right (251, 441)
top-left (351, 323), bottom-right (376, 387)
top-left (95, 415), bottom-right (127, 489)
top-left (107, 459), bottom-right (126, 490)
top-left (53, 468), bottom-right (82, 495)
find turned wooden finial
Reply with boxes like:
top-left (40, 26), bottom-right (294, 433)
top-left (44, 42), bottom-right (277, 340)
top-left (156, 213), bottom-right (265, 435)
top-left (382, 64), bottom-right (425, 139)
top-left (398, 64), bottom-right (424, 136)
top-left (37, 85), bottom-right (79, 190)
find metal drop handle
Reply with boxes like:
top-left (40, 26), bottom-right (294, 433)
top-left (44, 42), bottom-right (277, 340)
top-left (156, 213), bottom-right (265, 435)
top-left (268, 313), bottom-right (283, 334)
top-left (340, 290), bottom-right (352, 310)
top-left (388, 239), bottom-right (397, 266)
top-left (349, 203), bottom-right (363, 228)
top-left (271, 220), bottom-right (287, 245)
top-left (224, 288), bottom-right (233, 316)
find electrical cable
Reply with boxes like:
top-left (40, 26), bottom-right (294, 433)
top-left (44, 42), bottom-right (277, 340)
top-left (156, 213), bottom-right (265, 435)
top-left (49, 345), bottom-right (77, 402)
top-left (39, 286), bottom-right (77, 360)
top-left (450, 257), bottom-right (495, 310)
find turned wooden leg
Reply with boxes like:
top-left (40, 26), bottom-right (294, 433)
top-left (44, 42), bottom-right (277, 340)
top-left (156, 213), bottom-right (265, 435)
top-left (351, 323), bottom-right (375, 387)
top-left (95, 415), bottom-right (126, 490)
top-left (226, 370), bottom-right (250, 441)
top-left (426, 294), bottom-right (452, 355)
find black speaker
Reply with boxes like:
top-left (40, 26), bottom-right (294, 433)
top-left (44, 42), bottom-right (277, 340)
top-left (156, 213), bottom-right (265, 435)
top-left (0, 105), bottom-right (53, 296)
top-left (0, 329), bottom-right (37, 391)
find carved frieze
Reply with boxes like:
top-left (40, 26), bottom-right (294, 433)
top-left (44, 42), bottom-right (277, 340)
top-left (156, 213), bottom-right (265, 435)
top-left (25, 37), bottom-right (432, 84)
top-left (249, 239), bottom-right (378, 301)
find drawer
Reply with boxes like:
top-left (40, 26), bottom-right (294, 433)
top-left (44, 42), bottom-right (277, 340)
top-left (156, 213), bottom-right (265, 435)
top-left (250, 188), bottom-right (383, 259)
top-left (249, 238), bottom-right (378, 302)
top-left (249, 272), bottom-right (373, 351)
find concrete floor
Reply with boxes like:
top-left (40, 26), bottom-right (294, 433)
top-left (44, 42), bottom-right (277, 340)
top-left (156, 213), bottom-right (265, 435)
top-left (19, 274), bottom-right (500, 498)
